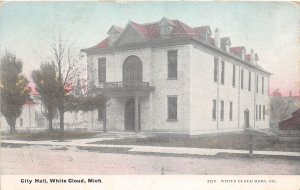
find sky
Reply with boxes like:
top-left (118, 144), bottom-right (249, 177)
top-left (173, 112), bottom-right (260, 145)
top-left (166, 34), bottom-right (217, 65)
top-left (0, 2), bottom-right (299, 96)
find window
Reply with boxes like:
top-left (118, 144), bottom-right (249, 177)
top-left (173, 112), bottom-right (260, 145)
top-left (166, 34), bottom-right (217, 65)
top-left (256, 75), bottom-right (258, 93)
top-left (98, 58), bottom-right (106, 82)
top-left (262, 77), bottom-right (264, 94)
top-left (35, 110), bottom-right (38, 123)
top-left (263, 105), bottom-right (265, 120)
top-left (214, 58), bottom-right (218, 82)
top-left (205, 33), bottom-right (209, 42)
top-left (168, 50), bottom-right (177, 79)
top-left (248, 71), bottom-right (251, 91)
top-left (212, 100), bottom-right (216, 120)
top-left (160, 25), bottom-right (173, 36)
top-left (259, 105), bottom-right (262, 120)
top-left (232, 65), bottom-right (236, 87)
top-left (123, 56), bottom-right (142, 83)
top-left (229, 101), bottom-right (233, 121)
top-left (221, 61), bottom-right (225, 85)
top-left (241, 69), bottom-right (244, 89)
top-left (256, 105), bottom-right (258, 121)
top-left (168, 96), bottom-right (177, 120)
top-left (98, 107), bottom-right (104, 121)
top-left (220, 100), bottom-right (224, 121)
top-left (20, 118), bottom-right (23, 127)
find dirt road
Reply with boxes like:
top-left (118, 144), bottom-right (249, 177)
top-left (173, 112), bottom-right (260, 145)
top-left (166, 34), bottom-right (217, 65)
top-left (1, 146), bottom-right (299, 174)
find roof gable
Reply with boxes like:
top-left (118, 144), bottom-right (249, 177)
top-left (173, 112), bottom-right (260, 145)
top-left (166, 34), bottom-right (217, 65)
top-left (129, 21), bottom-right (151, 39)
top-left (114, 23), bottom-right (146, 46)
top-left (160, 17), bottom-right (176, 27)
top-left (172, 20), bottom-right (194, 35)
top-left (194, 25), bottom-right (212, 35)
top-left (107, 25), bottom-right (123, 34)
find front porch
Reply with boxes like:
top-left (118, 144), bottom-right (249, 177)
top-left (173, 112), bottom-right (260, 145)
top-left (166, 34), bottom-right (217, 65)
top-left (101, 81), bottom-right (154, 132)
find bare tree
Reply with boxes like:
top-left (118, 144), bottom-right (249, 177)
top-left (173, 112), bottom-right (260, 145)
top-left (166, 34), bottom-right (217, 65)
top-left (50, 35), bottom-right (85, 136)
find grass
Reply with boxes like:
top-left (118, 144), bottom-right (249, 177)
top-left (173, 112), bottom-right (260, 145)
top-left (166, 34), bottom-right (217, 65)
top-left (2, 130), bottom-right (299, 152)
top-left (90, 132), bottom-right (300, 152)
top-left (77, 146), bottom-right (131, 154)
top-left (1, 130), bottom-right (99, 141)
top-left (1, 143), bottom-right (30, 148)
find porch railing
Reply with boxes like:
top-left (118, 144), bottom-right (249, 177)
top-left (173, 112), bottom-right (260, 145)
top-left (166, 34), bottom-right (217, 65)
top-left (103, 81), bottom-right (150, 88)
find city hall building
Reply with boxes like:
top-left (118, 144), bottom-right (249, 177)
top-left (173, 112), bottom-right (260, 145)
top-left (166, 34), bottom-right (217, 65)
top-left (81, 18), bottom-right (271, 134)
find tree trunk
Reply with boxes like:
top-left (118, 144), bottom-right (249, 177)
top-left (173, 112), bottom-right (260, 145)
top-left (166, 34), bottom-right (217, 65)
top-left (6, 116), bottom-right (17, 134)
top-left (59, 109), bottom-right (64, 131)
top-left (58, 107), bottom-right (64, 138)
top-left (58, 83), bottom-right (65, 138)
top-left (48, 118), bottom-right (53, 131)
top-left (57, 59), bottom-right (64, 139)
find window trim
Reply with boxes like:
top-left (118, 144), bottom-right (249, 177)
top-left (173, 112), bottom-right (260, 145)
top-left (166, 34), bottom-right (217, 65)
top-left (241, 69), bottom-right (244, 89)
top-left (220, 100), bottom-right (224, 121)
top-left (229, 101), bottom-right (233, 121)
top-left (214, 57), bottom-right (219, 83)
top-left (248, 71), bottom-right (251, 91)
top-left (212, 99), bottom-right (217, 121)
top-left (98, 57), bottom-right (106, 83)
top-left (259, 105), bottom-right (262, 120)
top-left (167, 95), bottom-right (178, 121)
top-left (160, 25), bottom-right (173, 36)
top-left (256, 105), bottom-right (258, 121)
top-left (221, 60), bottom-right (225, 85)
top-left (232, 65), bottom-right (236, 87)
top-left (263, 105), bottom-right (265, 120)
top-left (256, 75), bottom-right (259, 93)
top-left (167, 50), bottom-right (178, 80)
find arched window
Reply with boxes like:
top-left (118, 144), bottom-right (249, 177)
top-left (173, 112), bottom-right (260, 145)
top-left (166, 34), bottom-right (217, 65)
top-left (123, 56), bottom-right (143, 84)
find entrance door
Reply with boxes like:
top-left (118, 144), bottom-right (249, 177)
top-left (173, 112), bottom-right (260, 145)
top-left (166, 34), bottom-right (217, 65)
top-left (124, 97), bottom-right (141, 131)
top-left (244, 110), bottom-right (250, 128)
top-left (125, 98), bottom-right (135, 131)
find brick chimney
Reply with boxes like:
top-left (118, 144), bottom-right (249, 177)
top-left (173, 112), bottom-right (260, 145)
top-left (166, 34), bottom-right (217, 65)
top-left (250, 49), bottom-right (258, 65)
top-left (250, 49), bottom-right (255, 63)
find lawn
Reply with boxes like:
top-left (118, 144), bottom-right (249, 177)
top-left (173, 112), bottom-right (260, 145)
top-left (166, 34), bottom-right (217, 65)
top-left (1, 130), bottom-right (99, 141)
top-left (90, 132), bottom-right (300, 152)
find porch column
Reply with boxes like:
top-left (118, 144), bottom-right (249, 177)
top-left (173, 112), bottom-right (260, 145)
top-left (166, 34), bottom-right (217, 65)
top-left (134, 96), bottom-right (139, 132)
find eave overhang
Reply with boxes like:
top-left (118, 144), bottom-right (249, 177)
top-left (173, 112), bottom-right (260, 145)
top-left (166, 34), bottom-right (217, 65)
top-left (81, 37), bottom-right (272, 76)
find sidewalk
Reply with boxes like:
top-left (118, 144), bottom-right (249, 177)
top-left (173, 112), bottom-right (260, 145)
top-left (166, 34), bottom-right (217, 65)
top-left (1, 138), bottom-right (300, 158)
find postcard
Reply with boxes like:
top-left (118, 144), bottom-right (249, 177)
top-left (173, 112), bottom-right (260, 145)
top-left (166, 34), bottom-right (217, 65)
top-left (0, 1), bottom-right (299, 190)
